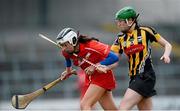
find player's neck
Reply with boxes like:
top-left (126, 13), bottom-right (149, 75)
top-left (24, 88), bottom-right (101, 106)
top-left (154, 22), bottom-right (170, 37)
top-left (128, 23), bottom-right (136, 33)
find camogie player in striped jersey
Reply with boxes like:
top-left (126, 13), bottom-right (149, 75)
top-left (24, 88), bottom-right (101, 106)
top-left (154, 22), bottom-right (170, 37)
top-left (56, 28), bottom-right (119, 110)
top-left (111, 6), bottom-right (172, 110)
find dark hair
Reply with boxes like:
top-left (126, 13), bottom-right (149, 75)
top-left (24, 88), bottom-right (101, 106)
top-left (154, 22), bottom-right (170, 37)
top-left (78, 34), bottom-right (99, 43)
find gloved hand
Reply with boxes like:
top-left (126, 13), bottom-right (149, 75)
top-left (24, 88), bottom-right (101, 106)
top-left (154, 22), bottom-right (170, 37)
top-left (60, 69), bottom-right (77, 80)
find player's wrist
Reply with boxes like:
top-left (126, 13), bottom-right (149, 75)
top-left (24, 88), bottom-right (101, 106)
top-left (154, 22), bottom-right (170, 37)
top-left (66, 67), bottom-right (72, 73)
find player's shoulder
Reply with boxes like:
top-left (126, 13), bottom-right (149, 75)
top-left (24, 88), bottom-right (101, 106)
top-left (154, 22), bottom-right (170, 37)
top-left (88, 40), bottom-right (99, 45)
top-left (85, 40), bottom-right (102, 48)
top-left (112, 32), bottom-right (124, 45)
top-left (139, 26), bottom-right (157, 35)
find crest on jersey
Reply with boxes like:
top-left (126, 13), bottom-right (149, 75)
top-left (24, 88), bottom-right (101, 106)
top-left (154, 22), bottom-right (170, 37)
top-left (129, 38), bottom-right (134, 45)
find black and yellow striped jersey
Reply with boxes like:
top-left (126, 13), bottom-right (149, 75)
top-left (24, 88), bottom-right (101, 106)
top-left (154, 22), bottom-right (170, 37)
top-left (111, 26), bottom-right (161, 77)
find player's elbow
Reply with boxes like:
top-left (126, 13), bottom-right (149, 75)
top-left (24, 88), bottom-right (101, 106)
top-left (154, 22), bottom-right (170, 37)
top-left (107, 51), bottom-right (119, 64)
top-left (166, 42), bottom-right (172, 50)
top-left (113, 54), bottom-right (119, 63)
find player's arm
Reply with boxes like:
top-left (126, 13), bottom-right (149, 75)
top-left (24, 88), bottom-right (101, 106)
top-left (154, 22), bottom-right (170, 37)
top-left (98, 51), bottom-right (120, 71)
top-left (144, 27), bottom-right (172, 64)
top-left (93, 51), bottom-right (118, 73)
top-left (100, 51), bottom-right (119, 65)
top-left (65, 58), bottom-right (72, 73)
top-left (157, 36), bottom-right (172, 63)
top-left (106, 53), bottom-right (121, 70)
top-left (104, 36), bottom-right (123, 70)
top-left (60, 58), bottom-right (77, 80)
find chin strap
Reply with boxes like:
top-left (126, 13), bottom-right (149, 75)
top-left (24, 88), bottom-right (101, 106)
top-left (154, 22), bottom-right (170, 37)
top-left (126, 13), bottom-right (140, 30)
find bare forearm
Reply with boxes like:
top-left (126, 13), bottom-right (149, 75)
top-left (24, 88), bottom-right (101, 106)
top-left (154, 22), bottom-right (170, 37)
top-left (158, 37), bottom-right (172, 63)
top-left (157, 36), bottom-right (172, 57)
top-left (106, 62), bottom-right (119, 70)
top-left (164, 43), bottom-right (172, 56)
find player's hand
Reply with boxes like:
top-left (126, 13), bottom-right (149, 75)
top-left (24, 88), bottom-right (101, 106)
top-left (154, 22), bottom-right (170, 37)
top-left (84, 66), bottom-right (95, 75)
top-left (96, 64), bottom-right (107, 73)
top-left (60, 69), bottom-right (77, 80)
top-left (160, 55), bottom-right (170, 63)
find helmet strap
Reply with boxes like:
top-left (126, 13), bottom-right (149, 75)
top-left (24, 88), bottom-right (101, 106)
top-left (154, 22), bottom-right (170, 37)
top-left (126, 13), bottom-right (140, 31)
top-left (126, 19), bottom-right (133, 27)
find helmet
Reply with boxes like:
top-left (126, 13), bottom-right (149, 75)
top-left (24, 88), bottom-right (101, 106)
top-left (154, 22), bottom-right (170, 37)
top-left (115, 6), bottom-right (136, 20)
top-left (56, 28), bottom-right (78, 46)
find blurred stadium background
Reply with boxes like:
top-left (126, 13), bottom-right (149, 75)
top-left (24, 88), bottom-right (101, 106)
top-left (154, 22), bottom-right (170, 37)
top-left (0, 0), bottom-right (180, 110)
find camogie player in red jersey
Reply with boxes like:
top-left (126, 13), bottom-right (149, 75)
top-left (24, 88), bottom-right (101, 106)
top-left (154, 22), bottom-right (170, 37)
top-left (56, 28), bottom-right (119, 110)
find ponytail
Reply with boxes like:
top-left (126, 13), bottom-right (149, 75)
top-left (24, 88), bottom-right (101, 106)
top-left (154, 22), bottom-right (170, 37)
top-left (78, 35), bottom-right (99, 43)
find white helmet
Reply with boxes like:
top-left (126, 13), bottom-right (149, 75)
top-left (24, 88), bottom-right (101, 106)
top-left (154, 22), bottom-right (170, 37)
top-left (56, 28), bottom-right (78, 46)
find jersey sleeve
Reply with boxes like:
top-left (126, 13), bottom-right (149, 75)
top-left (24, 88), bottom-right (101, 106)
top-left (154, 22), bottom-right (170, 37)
top-left (88, 40), bottom-right (110, 58)
top-left (100, 51), bottom-right (119, 65)
top-left (111, 36), bottom-right (123, 54)
top-left (61, 51), bottom-right (70, 59)
top-left (61, 51), bottom-right (72, 67)
top-left (141, 26), bottom-right (161, 43)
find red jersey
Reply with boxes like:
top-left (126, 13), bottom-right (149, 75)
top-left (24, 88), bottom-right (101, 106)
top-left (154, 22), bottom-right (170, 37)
top-left (62, 40), bottom-right (110, 70)
top-left (62, 40), bottom-right (116, 92)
